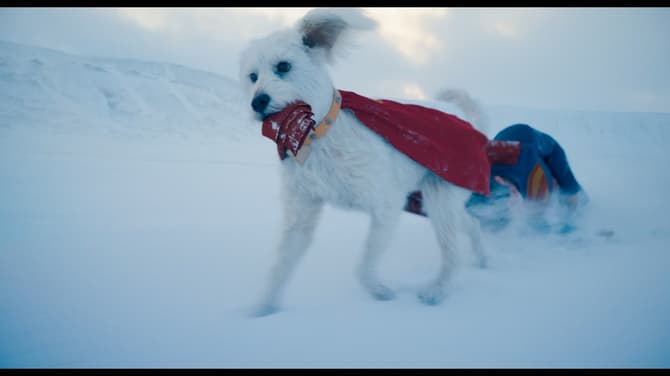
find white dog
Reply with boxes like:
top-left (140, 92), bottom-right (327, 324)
top-left (239, 8), bottom-right (487, 316)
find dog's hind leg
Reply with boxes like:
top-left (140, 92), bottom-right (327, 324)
top-left (465, 211), bottom-right (487, 269)
top-left (417, 173), bottom-right (466, 305)
top-left (357, 209), bottom-right (401, 301)
top-left (250, 193), bottom-right (324, 317)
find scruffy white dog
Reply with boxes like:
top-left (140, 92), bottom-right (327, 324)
top-left (239, 8), bottom-right (486, 316)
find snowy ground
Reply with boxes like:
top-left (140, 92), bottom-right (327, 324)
top-left (1, 40), bottom-right (669, 368)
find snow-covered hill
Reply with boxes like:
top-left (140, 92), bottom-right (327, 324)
top-left (1, 41), bottom-right (669, 368)
top-left (0, 40), bottom-right (250, 140)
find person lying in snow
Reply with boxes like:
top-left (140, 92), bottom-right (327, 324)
top-left (405, 123), bottom-right (588, 234)
top-left (466, 123), bottom-right (589, 234)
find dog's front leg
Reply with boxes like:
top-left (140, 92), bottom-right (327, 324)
top-left (250, 190), bottom-right (323, 317)
top-left (357, 211), bottom-right (400, 301)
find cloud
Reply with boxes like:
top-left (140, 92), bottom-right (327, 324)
top-left (479, 8), bottom-right (549, 40)
top-left (493, 21), bottom-right (519, 39)
top-left (115, 8), bottom-right (312, 42)
top-left (363, 8), bottom-right (449, 64)
top-left (402, 83), bottom-right (428, 100)
top-left (116, 8), bottom-right (168, 31)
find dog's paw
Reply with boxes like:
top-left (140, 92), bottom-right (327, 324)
top-left (418, 284), bottom-right (446, 306)
top-left (247, 303), bottom-right (280, 318)
top-left (364, 283), bottom-right (396, 301)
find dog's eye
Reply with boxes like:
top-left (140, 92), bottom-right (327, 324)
top-left (249, 72), bottom-right (258, 83)
top-left (276, 61), bottom-right (291, 75)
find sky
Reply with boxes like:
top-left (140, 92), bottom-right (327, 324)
top-left (1, 7), bottom-right (669, 113)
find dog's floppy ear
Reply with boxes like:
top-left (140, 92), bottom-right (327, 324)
top-left (298, 8), bottom-right (376, 62)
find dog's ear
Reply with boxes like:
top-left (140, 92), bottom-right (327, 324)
top-left (298, 8), bottom-right (376, 62)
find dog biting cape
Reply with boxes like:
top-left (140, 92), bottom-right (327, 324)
top-left (261, 101), bottom-right (316, 161)
top-left (262, 89), bottom-right (491, 196)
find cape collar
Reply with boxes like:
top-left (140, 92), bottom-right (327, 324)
top-left (287, 89), bottom-right (341, 164)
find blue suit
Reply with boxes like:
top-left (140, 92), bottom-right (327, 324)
top-left (467, 124), bottom-right (584, 232)
top-left (491, 123), bottom-right (581, 199)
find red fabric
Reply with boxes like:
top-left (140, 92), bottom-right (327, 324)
top-left (261, 101), bottom-right (315, 160)
top-left (340, 90), bottom-right (491, 195)
top-left (486, 140), bottom-right (521, 165)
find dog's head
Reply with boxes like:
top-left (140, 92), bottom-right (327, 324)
top-left (239, 8), bottom-right (376, 123)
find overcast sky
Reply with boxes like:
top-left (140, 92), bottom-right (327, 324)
top-left (1, 7), bottom-right (669, 113)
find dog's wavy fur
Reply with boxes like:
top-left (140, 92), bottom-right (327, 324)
top-left (239, 8), bottom-right (486, 316)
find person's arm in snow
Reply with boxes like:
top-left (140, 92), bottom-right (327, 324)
top-left (533, 128), bottom-right (590, 232)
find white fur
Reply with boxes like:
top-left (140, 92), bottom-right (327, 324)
top-left (239, 8), bottom-right (486, 316)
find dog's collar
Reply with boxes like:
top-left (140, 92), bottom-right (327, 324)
top-left (303, 89), bottom-right (341, 147)
top-left (286, 89), bottom-right (341, 164)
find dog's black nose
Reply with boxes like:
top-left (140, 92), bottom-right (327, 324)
top-left (251, 93), bottom-right (271, 114)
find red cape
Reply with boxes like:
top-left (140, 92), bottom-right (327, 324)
top-left (340, 90), bottom-right (491, 195)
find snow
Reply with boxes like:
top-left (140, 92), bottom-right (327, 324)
top-left (1, 40), bottom-right (669, 368)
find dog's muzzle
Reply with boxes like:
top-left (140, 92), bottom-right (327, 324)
top-left (252, 92), bottom-right (271, 117)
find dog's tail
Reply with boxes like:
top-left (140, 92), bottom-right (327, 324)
top-left (436, 89), bottom-right (488, 135)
